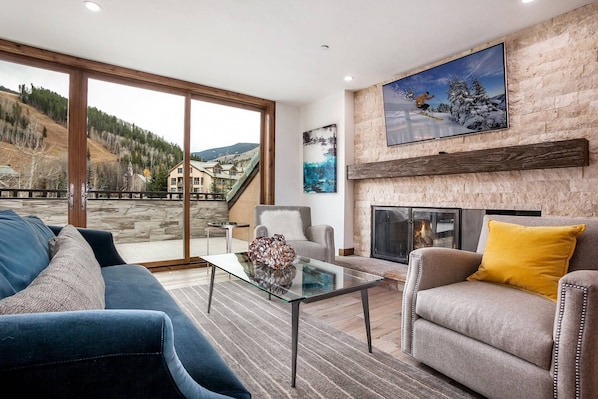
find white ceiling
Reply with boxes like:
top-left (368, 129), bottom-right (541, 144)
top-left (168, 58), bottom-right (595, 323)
top-left (0, 0), bottom-right (594, 105)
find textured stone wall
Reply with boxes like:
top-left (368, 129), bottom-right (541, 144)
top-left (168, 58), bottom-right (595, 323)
top-left (353, 4), bottom-right (598, 257)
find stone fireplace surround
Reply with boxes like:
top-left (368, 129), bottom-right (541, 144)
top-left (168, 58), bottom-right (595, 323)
top-left (349, 4), bottom-right (596, 259)
top-left (370, 206), bottom-right (541, 265)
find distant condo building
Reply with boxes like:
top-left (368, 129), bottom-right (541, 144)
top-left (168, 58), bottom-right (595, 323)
top-left (168, 160), bottom-right (241, 193)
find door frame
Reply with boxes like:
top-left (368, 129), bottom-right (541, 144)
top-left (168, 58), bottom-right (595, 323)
top-left (0, 38), bottom-right (275, 267)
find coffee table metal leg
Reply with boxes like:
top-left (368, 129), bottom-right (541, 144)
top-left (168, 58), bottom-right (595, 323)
top-left (206, 227), bottom-right (211, 255)
top-left (207, 265), bottom-right (216, 314)
top-left (291, 301), bottom-right (300, 387)
top-left (361, 289), bottom-right (373, 353)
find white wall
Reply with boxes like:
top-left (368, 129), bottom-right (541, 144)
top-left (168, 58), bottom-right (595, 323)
top-left (274, 91), bottom-right (354, 254)
top-left (273, 103), bottom-right (301, 204)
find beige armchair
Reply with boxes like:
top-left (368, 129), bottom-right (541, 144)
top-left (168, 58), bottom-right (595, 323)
top-left (401, 214), bottom-right (598, 399)
top-left (253, 205), bottom-right (335, 263)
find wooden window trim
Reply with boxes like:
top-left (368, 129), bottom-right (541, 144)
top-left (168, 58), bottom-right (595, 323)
top-left (0, 38), bottom-right (275, 209)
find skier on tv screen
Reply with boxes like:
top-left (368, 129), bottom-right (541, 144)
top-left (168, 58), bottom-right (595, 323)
top-left (415, 91), bottom-right (435, 111)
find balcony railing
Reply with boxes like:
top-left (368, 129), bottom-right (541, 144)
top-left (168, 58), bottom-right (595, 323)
top-left (0, 188), bottom-right (225, 201)
top-left (0, 188), bottom-right (67, 199)
top-left (0, 188), bottom-right (248, 264)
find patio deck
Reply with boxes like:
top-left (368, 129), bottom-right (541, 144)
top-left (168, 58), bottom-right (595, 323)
top-left (115, 236), bottom-right (249, 264)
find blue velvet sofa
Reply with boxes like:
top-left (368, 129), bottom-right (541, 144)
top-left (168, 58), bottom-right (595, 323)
top-left (0, 209), bottom-right (251, 399)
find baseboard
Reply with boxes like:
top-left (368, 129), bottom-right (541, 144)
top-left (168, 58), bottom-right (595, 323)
top-left (338, 248), bottom-right (354, 256)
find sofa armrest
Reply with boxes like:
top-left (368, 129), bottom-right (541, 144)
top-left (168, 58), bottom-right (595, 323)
top-left (401, 247), bottom-right (482, 355)
top-left (553, 270), bottom-right (598, 399)
top-left (306, 224), bottom-right (335, 263)
top-left (49, 225), bottom-right (126, 267)
top-left (0, 309), bottom-right (231, 398)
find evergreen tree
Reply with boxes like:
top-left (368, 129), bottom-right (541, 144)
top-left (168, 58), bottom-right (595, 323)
top-left (447, 76), bottom-right (472, 125)
top-left (464, 78), bottom-right (492, 130)
top-left (210, 180), bottom-right (222, 194)
top-left (150, 164), bottom-right (169, 192)
top-left (471, 78), bottom-right (488, 102)
top-left (437, 103), bottom-right (451, 113)
top-left (446, 76), bottom-right (506, 131)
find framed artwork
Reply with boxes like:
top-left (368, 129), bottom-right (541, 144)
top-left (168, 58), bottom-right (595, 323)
top-left (303, 124), bottom-right (337, 193)
top-left (382, 43), bottom-right (508, 146)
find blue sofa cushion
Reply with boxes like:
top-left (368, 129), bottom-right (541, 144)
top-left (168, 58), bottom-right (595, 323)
top-left (0, 210), bottom-right (54, 299)
top-left (0, 225), bottom-right (105, 314)
top-left (102, 264), bottom-right (251, 399)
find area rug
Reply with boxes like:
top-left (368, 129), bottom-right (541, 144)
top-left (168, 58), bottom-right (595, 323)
top-left (168, 281), bottom-right (479, 399)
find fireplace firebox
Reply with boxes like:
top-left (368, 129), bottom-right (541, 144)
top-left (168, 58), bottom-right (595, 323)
top-left (371, 206), bottom-right (460, 264)
top-left (371, 206), bottom-right (541, 264)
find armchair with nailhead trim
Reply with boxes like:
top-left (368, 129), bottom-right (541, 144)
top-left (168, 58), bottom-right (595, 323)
top-left (401, 214), bottom-right (598, 399)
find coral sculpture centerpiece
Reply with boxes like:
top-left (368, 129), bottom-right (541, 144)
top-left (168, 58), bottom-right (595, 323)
top-left (248, 234), bottom-right (297, 270)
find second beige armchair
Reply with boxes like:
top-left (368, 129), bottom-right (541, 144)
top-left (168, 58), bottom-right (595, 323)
top-left (253, 205), bottom-right (335, 263)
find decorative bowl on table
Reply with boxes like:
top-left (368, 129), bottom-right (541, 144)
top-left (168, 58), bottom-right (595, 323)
top-left (248, 234), bottom-right (297, 270)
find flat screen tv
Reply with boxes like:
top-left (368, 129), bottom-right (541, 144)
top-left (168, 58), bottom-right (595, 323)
top-left (382, 43), bottom-right (508, 146)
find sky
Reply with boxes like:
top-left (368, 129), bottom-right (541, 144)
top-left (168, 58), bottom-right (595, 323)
top-left (383, 43), bottom-right (507, 107)
top-left (0, 60), bottom-right (260, 152)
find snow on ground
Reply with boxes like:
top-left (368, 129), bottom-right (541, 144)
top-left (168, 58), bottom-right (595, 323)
top-left (385, 111), bottom-right (475, 146)
top-left (383, 90), bottom-right (476, 146)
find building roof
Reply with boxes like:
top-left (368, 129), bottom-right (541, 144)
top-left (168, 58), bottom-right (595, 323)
top-left (220, 164), bottom-right (238, 172)
top-left (169, 160), bottom-right (239, 180)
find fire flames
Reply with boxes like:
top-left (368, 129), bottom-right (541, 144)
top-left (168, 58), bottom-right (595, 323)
top-left (414, 220), bottom-right (434, 248)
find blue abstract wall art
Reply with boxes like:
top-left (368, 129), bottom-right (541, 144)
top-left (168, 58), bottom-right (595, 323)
top-left (303, 124), bottom-right (337, 193)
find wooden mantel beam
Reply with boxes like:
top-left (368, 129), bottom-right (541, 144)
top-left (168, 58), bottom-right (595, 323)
top-left (347, 138), bottom-right (589, 180)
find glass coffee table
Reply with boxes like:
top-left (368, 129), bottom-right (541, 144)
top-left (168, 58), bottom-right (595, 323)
top-left (201, 252), bottom-right (383, 387)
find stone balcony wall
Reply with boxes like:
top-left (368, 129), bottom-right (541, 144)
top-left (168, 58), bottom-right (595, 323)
top-left (352, 4), bottom-right (597, 257)
top-left (2, 199), bottom-right (228, 243)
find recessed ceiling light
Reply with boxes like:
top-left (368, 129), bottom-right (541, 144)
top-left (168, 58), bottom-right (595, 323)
top-left (521, 0), bottom-right (534, 3)
top-left (84, 1), bottom-right (102, 12)
top-left (344, 76), bottom-right (354, 82)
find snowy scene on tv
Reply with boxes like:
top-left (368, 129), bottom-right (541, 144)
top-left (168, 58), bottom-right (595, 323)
top-left (382, 43), bottom-right (508, 146)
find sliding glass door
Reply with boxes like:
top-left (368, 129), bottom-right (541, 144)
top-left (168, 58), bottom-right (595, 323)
top-left (189, 99), bottom-right (261, 256)
top-left (1, 39), bottom-right (275, 269)
top-left (85, 78), bottom-right (186, 264)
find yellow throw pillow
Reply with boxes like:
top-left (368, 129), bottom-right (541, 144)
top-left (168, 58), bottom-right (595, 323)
top-left (468, 219), bottom-right (586, 301)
